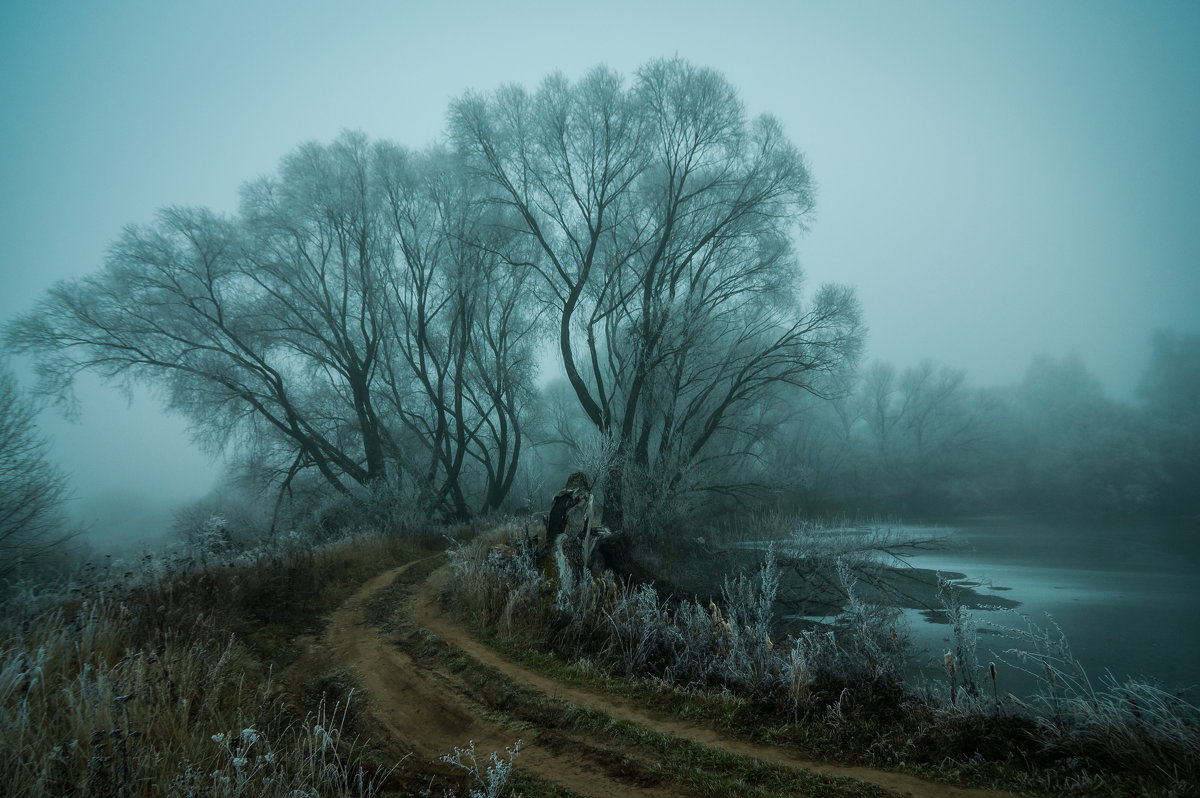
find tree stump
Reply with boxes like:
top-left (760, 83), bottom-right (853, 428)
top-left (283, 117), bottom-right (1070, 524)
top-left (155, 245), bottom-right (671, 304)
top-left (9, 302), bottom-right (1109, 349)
top-left (540, 471), bottom-right (658, 585)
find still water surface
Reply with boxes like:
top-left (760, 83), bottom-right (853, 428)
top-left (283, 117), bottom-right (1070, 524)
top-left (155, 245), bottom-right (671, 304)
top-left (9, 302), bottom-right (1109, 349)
top-left (896, 516), bottom-right (1200, 694)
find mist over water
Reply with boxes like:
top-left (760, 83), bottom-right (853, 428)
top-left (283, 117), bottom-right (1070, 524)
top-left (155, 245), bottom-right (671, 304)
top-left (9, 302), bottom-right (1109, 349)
top-left (900, 517), bottom-right (1200, 693)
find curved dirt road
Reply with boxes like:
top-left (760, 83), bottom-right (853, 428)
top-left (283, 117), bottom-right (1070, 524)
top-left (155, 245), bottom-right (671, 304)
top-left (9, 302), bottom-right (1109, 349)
top-left (322, 560), bottom-right (1018, 798)
top-left (323, 559), bottom-right (685, 798)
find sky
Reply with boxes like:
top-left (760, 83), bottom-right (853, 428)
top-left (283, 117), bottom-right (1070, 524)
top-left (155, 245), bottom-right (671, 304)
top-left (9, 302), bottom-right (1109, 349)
top-left (2, 1), bottom-right (1198, 543)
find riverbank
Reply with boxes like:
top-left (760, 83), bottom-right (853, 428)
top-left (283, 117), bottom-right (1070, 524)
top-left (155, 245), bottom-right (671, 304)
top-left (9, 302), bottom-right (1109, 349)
top-left (441, 518), bottom-right (1200, 795)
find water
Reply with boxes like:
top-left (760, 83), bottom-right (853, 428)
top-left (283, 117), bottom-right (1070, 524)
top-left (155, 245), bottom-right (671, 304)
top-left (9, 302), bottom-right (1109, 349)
top-left (895, 516), bottom-right (1200, 695)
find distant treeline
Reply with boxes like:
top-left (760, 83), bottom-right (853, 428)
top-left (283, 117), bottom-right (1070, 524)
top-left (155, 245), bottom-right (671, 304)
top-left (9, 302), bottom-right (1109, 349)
top-left (752, 329), bottom-right (1200, 519)
top-left (171, 329), bottom-right (1198, 552)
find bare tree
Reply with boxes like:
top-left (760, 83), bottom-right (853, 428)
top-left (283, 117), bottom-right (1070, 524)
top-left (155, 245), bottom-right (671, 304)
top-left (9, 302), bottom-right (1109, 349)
top-left (0, 364), bottom-right (73, 578)
top-left (451, 59), bottom-right (863, 527)
top-left (782, 359), bottom-right (984, 512)
top-left (6, 133), bottom-right (537, 520)
top-left (897, 362), bottom-right (980, 467)
top-left (9, 58), bottom-right (866, 528)
top-left (8, 153), bottom-right (387, 500)
top-left (374, 144), bottom-right (540, 517)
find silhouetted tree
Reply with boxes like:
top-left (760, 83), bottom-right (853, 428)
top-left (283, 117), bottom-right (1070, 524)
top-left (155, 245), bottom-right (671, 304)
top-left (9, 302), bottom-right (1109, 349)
top-left (1138, 329), bottom-right (1200, 513)
top-left (0, 364), bottom-right (73, 578)
top-left (451, 59), bottom-right (863, 528)
top-left (6, 133), bottom-right (537, 520)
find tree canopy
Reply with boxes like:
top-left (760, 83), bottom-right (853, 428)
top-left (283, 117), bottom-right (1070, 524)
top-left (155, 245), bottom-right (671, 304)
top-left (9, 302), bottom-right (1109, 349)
top-left (9, 135), bottom-right (538, 520)
top-left (450, 59), bottom-right (863, 524)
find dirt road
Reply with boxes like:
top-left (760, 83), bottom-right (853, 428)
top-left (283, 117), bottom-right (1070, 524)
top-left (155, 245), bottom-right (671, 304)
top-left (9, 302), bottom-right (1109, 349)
top-left (321, 559), bottom-right (1018, 798)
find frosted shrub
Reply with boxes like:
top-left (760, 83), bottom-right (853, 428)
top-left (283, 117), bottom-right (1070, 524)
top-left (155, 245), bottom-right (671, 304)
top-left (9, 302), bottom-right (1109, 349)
top-left (446, 522), bottom-right (1200, 791)
top-left (716, 545), bottom-right (782, 692)
top-left (447, 535), bottom-right (793, 691)
top-left (198, 515), bottom-right (234, 558)
top-left (995, 615), bottom-right (1200, 780)
top-left (446, 527), bottom-right (911, 717)
top-left (602, 583), bottom-right (663, 675)
top-left (553, 569), bottom-right (610, 649)
top-left (1060, 675), bottom-right (1200, 778)
top-left (447, 537), bottom-right (541, 630)
top-left (497, 557), bottom-right (542, 639)
top-left (172, 489), bottom-right (273, 556)
top-left (784, 629), bottom-right (842, 716)
top-left (836, 559), bottom-right (906, 685)
top-left (658, 598), bottom-right (722, 687)
top-left (997, 615), bottom-right (1088, 719)
top-left (771, 558), bottom-right (906, 719)
top-left (202, 727), bottom-right (274, 795)
top-left (441, 739), bottom-right (522, 798)
top-left (937, 574), bottom-right (982, 701)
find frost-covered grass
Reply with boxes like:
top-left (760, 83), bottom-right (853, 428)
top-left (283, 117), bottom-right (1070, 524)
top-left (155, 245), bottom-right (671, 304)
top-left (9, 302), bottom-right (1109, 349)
top-left (446, 520), bottom-right (1200, 795)
top-left (993, 614), bottom-right (1200, 788)
top-left (0, 591), bottom-right (392, 796)
top-left (448, 530), bottom-right (905, 715)
top-left (0, 526), bottom-right (453, 797)
top-left (441, 739), bottom-right (521, 798)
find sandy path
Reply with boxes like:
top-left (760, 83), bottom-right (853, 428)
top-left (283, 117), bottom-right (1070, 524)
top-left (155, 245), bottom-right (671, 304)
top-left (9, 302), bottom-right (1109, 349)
top-left (324, 558), bottom-right (1019, 797)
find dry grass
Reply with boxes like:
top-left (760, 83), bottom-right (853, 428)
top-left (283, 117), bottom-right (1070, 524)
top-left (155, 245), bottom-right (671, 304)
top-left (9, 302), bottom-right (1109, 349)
top-left (0, 526), bottom-right (446, 797)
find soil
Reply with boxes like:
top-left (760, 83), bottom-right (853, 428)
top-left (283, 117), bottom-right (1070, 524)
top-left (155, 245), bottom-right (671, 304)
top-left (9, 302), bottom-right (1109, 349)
top-left (316, 558), bottom-right (1021, 798)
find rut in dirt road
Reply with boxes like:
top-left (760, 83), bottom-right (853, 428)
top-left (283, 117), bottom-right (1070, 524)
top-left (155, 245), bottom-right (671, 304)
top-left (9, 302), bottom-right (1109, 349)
top-left (321, 560), bottom-right (689, 798)
top-left (324, 559), bottom-right (1018, 798)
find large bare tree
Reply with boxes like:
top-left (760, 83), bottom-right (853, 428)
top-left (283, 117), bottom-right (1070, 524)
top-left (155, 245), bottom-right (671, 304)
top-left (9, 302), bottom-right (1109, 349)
top-left (7, 133), bottom-right (536, 520)
top-left (9, 62), bottom-right (864, 527)
top-left (451, 59), bottom-right (863, 526)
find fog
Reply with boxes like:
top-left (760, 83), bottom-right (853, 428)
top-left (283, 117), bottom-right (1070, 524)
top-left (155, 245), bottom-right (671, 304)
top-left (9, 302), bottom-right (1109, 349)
top-left (2, 2), bottom-right (1198, 545)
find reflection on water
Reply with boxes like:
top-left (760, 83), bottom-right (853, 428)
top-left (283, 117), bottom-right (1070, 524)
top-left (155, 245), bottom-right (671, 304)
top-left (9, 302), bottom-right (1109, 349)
top-left (897, 516), bottom-right (1200, 694)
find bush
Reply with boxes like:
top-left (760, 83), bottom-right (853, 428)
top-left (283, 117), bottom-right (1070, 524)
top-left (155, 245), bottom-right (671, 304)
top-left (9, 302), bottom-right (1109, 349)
top-left (446, 531), bottom-right (904, 713)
